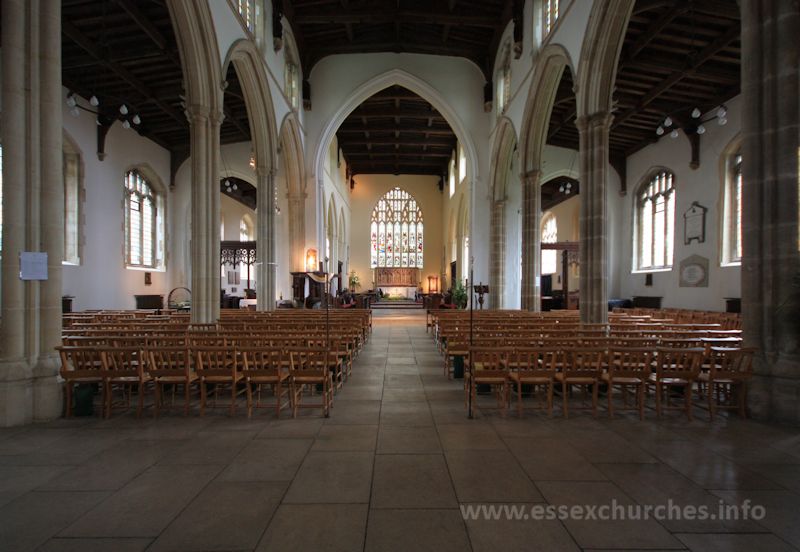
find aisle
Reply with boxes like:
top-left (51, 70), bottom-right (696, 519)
top-left (1, 310), bottom-right (797, 551)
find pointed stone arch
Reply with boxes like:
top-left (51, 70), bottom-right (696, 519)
top-left (314, 69), bottom-right (479, 184)
top-left (167, 0), bottom-right (223, 322)
top-left (279, 113), bottom-right (306, 272)
top-left (223, 39), bottom-right (280, 310)
top-left (489, 117), bottom-right (518, 308)
top-left (518, 44), bottom-right (575, 310)
top-left (574, 0), bottom-right (634, 323)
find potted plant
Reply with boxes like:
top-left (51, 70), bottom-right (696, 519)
top-left (348, 270), bottom-right (361, 291)
top-left (451, 281), bottom-right (468, 309)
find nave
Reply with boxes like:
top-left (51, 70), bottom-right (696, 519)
top-left (1, 311), bottom-right (799, 552)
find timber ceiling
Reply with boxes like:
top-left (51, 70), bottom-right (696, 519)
top-left (547, 0), bottom-right (741, 165)
top-left (279, 0), bottom-right (517, 82)
top-left (541, 176), bottom-right (579, 211)
top-left (337, 85), bottom-right (457, 176)
top-left (61, 0), bottom-right (251, 165)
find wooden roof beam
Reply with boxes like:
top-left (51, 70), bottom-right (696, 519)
top-left (292, 11), bottom-right (502, 27)
top-left (63, 20), bottom-right (187, 128)
top-left (611, 22), bottom-right (739, 130)
top-left (114, 0), bottom-right (181, 68)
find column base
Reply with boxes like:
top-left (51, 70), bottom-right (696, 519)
top-left (32, 353), bottom-right (63, 422)
top-left (748, 354), bottom-right (800, 425)
top-left (0, 359), bottom-right (34, 427)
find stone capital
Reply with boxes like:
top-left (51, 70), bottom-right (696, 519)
top-left (575, 111), bottom-right (613, 133)
top-left (520, 169), bottom-right (541, 186)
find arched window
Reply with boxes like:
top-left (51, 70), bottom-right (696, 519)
top-left (496, 44), bottom-right (511, 115)
top-left (541, 212), bottom-right (558, 274)
top-left (239, 215), bottom-right (254, 241)
top-left (284, 33), bottom-right (301, 110)
top-left (236, 0), bottom-right (257, 34)
top-left (370, 187), bottom-right (424, 268)
top-left (544, 0), bottom-right (560, 35)
top-left (636, 170), bottom-right (675, 270)
top-left (722, 152), bottom-right (742, 265)
top-left (458, 144), bottom-right (467, 183)
top-left (125, 169), bottom-right (160, 268)
top-left (239, 215), bottom-right (254, 282)
top-left (63, 137), bottom-right (82, 265)
top-left (448, 153), bottom-right (456, 198)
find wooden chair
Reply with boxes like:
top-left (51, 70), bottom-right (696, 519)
top-left (444, 334), bottom-right (469, 379)
top-left (239, 347), bottom-right (292, 418)
top-left (699, 347), bottom-right (755, 420)
top-left (57, 346), bottom-right (104, 417)
top-left (649, 347), bottom-right (704, 420)
top-left (603, 347), bottom-right (652, 419)
top-left (506, 348), bottom-right (556, 417)
top-left (465, 348), bottom-right (509, 418)
top-left (288, 348), bottom-right (333, 418)
top-left (99, 347), bottom-right (151, 418)
top-left (194, 346), bottom-right (242, 416)
top-left (147, 346), bottom-right (197, 416)
top-left (556, 348), bottom-right (605, 418)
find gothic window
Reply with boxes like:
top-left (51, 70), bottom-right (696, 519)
top-left (370, 187), bottom-right (424, 269)
top-left (458, 144), bottom-right (467, 183)
top-left (544, 0), bottom-right (560, 35)
top-left (125, 169), bottom-right (160, 269)
top-left (236, 0), bottom-right (257, 33)
top-left (722, 152), bottom-right (742, 265)
top-left (448, 153), bottom-right (456, 198)
top-left (636, 169), bottom-right (675, 270)
top-left (541, 212), bottom-right (558, 274)
top-left (496, 45), bottom-right (511, 115)
top-left (63, 145), bottom-right (81, 265)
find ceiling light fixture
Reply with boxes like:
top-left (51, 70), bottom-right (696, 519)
top-left (64, 91), bottom-right (142, 129)
top-left (655, 104), bottom-right (729, 139)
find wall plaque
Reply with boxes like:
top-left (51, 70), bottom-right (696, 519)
top-left (683, 201), bottom-right (708, 244)
top-left (679, 254), bottom-right (709, 287)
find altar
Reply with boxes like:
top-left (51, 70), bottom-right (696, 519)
top-left (375, 267), bottom-right (419, 299)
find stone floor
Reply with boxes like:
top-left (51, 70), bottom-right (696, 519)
top-left (1, 309), bottom-right (800, 551)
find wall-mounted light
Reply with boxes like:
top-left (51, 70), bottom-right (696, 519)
top-left (305, 248), bottom-right (318, 272)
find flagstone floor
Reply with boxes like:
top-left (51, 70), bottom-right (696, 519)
top-left (1, 309), bottom-right (799, 551)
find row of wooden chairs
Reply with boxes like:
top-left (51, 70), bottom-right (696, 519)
top-left (463, 346), bottom-right (754, 420)
top-left (57, 345), bottom-right (343, 419)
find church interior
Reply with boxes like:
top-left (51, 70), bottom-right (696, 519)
top-left (0, 0), bottom-right (799, 550)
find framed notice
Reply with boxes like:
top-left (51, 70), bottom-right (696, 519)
top-left (20, 252), bottom-right (48, 281)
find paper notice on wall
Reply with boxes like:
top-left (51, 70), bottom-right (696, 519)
top-left (20, 252), bottom-right (48, 281)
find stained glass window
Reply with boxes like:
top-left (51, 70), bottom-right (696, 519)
top-left (370, 187), bottom-right (424, 268)
top-left (636, 170), bottom-right (675, 270)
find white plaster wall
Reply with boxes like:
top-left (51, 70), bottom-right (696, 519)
top-left (616, 96), bottom-right (743, 311)
top-left (61, 95), bottom-right (172, 311)
top-left (349, 175), bottom-right (443, 293)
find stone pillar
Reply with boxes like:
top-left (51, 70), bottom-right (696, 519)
top-left (740, 0), bottom-right (800, 423)
top-left (576, 112), bottom-right (611, 324)
top-left (257, 169), bottom-right (276, 310)
top-left (489, 199), bottom-right (506, 308)
top-left (287, 192), bottom-right (306, 271)
top-left (520, 170), bottom-right (541, 311)
top-left (186, 105), bottom-right (222, 323)
top-left (33, 0), bottom-right (64, 420)
top-left (0, 0), bottom-right (64, 426)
